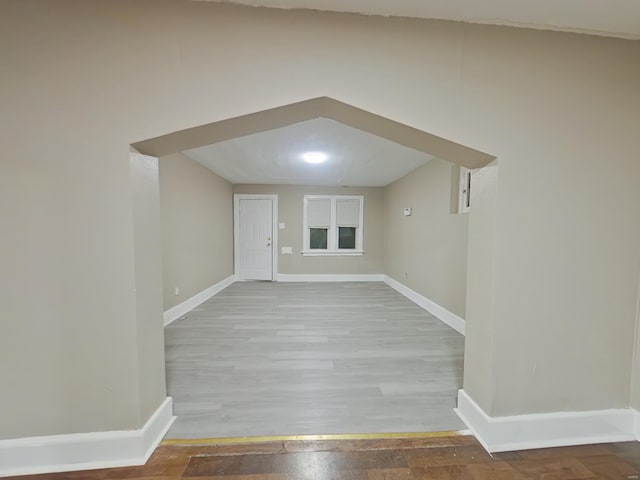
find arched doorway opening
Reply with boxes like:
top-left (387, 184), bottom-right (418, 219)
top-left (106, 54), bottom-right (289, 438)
top-left (130, 96), bottom-right (496, 440)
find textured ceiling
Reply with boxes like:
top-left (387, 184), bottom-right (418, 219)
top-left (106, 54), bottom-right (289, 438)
top-left (183, 118), bottom-right (435, 186)
top-left (196, 0), bottom-right (640, 39)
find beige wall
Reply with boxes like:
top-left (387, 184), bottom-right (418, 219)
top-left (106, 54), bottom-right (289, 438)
top-left (159, 153), bottom-right (233, 310)
top-left (633, 277), bottom-right (640, 410)
top-left (463, 163), bottom-right (499, 413)
top-left (233, 185), bottom-right (384, 274)
top-left (130, 151), bottom-right (167, 422)
top-left (633, 333), bottom-right (640, 411)
top-left (384, 159), bottom-right (468, 318)
top-left (2, 0), bottom-right (640, 439)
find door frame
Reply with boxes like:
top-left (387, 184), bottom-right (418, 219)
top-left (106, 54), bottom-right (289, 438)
top-left (233, 194), bottom-right (279, 281)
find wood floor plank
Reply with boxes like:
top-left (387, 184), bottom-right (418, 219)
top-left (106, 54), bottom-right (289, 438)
top-left (573, 454), bottom-right (640, 480)
top-left (161, 442), bottom-right (288, 457)
top-left (281, 435), bottom-right (477, 453)
top-left (104, 451), bottom-right (190, 479)
top-left (411, 462), bottom-right (525, 480)
top-left (404, 445), bottom-right (493, 468)
top-left (367, 468), bottom-right (414, 479)
top-left (504, 457), bottom-right (597, 479)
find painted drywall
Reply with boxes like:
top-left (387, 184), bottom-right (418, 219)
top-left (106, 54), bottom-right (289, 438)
top-left (463, 163), bottom-right (499, 413)
top-left (1, 0), bottom-right (640, 440)
top-left (384, 159), bottom-right (468, 318)
top-left (130, 151), bottom-right (167, 422)
top-left (233, 185), bottom-right (384, 274)
top-left (159, 153), bottom-right (233, 310)
top-left (633, 331), bottom-right (640, 410)
top-left (633, 273), bottom-right (640, 410)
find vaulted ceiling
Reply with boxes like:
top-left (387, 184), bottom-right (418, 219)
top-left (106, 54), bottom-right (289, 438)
top-left (195, 0), bottom-right (640, 39)
top-left (183, 118), bottom-right (435, 186)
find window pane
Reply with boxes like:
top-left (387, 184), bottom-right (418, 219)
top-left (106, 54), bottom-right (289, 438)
top-left (336, 199), bottom-right (360, 226)
top-left (307, 198), bottom-right (332, 227)
top-left (338, 227), bottom-right (356, 249)
top-left (310, 228), bottom-right (328, 249)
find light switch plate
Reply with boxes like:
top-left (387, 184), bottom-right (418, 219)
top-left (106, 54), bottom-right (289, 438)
top-left (281, 246), bottom-right (293, 255)
top-left (403, 207), bottom-right (412, 216)
top-left (279, 223), bottom-right (286, 229)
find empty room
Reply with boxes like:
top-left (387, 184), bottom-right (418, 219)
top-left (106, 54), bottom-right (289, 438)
top-left (158, 112), bottom-right (475, 439)
top-left (2, 1), bottom-right (640, 479)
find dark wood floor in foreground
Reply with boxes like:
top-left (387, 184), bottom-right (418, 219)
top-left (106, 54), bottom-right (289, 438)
top-left (9, 435), bottom-right (640, 479)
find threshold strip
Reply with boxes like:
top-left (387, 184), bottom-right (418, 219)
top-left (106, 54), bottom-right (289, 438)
top-left (161, 430), bottom-right (471, 445)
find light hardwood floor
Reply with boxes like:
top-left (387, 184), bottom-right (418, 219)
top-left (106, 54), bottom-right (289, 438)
top-left (165, 281), bottom-right (465, 438)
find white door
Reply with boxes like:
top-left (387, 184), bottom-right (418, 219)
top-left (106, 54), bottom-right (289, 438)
top-left (237, 198), bottom-right (273, 280)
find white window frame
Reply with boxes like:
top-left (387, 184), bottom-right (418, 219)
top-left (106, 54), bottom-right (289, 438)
top-left (302, 195), bottom-right (364, 256)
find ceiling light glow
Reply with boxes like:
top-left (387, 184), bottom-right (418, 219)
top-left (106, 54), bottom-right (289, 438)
top-left (302, 151), bottom-right (328, 164)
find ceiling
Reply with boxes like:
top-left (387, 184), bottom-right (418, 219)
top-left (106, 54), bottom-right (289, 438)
top-left (183, 118), bottom-right (435, 186)
top-left (198, 0), bottom-right (640, 39)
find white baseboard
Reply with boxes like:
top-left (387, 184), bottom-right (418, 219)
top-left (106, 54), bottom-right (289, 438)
top-left (164, 274), bottom-right (236, 326)
top-left (0, 397), bottom-right (175, 477)
top-left (455, 390), bottom-right (637, 453)
top-left (277, 273), bottom-right (384, 282)
top-left (634, 408), bottom-right (640, 441)
top-left (383, 275), bottom-right (465, 335)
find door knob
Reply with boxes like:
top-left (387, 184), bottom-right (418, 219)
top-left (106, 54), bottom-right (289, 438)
top-left (267, 243), bottom-right (271, 247)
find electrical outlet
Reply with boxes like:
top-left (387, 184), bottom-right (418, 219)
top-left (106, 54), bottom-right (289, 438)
top-left (174, 287), bottom-right (180, 295)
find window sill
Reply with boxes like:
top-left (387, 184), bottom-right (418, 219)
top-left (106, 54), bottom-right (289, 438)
top-left (301, 250), bottom-right (365, 257)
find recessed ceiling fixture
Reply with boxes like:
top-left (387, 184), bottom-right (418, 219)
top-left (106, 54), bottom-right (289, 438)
top-left (302, 151), bottom-right (328, 164)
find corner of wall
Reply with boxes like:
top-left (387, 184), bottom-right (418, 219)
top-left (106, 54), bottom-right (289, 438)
top-left (449, 164), bottom-right (461, 215)
top-left (382, 182), bottom-right (390, 276)
top-left (455, 389), bottom-right (637, 453)
top-left (130, 151), bottom-right (168, 428)
top-left (0, 398), bottom-right (176, 477)
top-left (631, 268), bottom-right (640, 410)
top-left (159, 153), bottom-right (234, 311)
top-left (381, 159), bottom-right (469, 318)
top-left (462, 162), bottom-right (499, 415)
